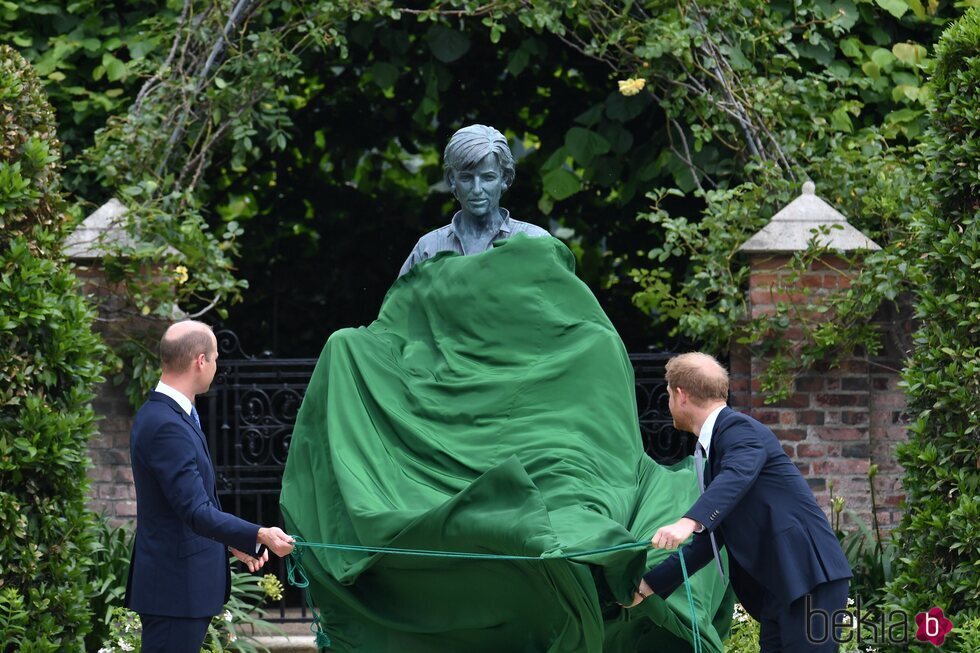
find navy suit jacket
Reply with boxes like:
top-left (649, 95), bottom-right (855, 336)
top-left (125, 391), bottom-right (260, 618)
top-left (644, 407), bottom-right (851, 616)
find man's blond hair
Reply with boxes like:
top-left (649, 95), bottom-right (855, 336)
top-left (665, 352), bottom-right (729, 404)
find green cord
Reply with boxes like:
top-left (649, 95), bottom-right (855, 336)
top-left (679, 549), bottom-right (702, 653)
top-left (291, 536), bottom-right (649, 560)
top-left (284, 536), bottom-right (703, 651)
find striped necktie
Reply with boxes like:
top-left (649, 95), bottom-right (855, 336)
top-left (190, 405), bottom-right (201, 429)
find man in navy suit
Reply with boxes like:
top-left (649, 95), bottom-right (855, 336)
top-left (125, 320), bottom-right (296, 652)
top-left (630, 352), bottom-right (851, 652)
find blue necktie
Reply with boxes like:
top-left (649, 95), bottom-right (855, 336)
top-left (190, 405), bottom-right (201, 429)
top-left (694, 443), bottom-right (726, 581)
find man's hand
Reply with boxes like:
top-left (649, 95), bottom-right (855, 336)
top-left (257, 526), bottom-right (296, 557)
top-left (624, 579), bottom-right (655, 608)
top-left (231, 546), bottom-right (268, 573)
top-left (650, 517), bottom-right (699, 550)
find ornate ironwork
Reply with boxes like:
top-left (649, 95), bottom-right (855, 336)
top-left (197, 330), bottom-right (689, 622)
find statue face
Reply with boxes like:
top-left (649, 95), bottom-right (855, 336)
top-left (452, 153), bottom-right (505, 219)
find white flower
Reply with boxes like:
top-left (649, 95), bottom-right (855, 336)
top-left (731, 602), bottom-right (750, 623)
top-left (224, 609), bottom-right (233, 622)
top-left (98, 648), bottom-right (112, 653)
top-left (227, 632), bottom-right (237, 642)
top-left (847, 597), bottom-right (855, 606)
top-left (117, 638), bottom-right (134, 652)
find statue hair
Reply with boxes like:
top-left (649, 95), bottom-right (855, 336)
top-left (443, 124), bottom-right (516, 189)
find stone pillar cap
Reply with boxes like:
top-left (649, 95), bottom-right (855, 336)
top-left (64, 198), bottom-right (178, 260)
top-left (738, 181), bottom-right (881, 253)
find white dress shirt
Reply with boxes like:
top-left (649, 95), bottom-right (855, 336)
top-left (155, 380), bottom-right (193, 416)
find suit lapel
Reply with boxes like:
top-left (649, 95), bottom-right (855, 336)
top-left (149, 392), bottom-right (219, 497)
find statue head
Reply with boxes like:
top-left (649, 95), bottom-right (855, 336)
top-left (444, 125), bottom-right (515, 220)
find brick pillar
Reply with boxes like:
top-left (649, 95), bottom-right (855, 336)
top-left (72, 264), bottom-right (139, 524)
top-left (66, 199), bottom-right (161, 525)
top-left (733, 254), bottom-right (906, 530)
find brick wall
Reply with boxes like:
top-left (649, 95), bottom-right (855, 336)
top-left (731, 255), bottom-right (907, 530)
top-left (88, 380), bottom-right (137, 523)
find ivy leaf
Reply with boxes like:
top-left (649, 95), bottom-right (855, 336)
top-left (425, 25), bottom-right (470, 63)
top-left (598, 122), bottom-right (634, 154)
top-left (506, 48), bottom-right (530, 77)
top-left (885, 107), bottom-right (923, 123)
top-left (102, 54), bottom-right (127, 82)
top-left (719, 43), bottom-right (751, 71)
top-left (564, 127), bottom-right (610, 166)
top-left (840, 37), bottom-right (863, 59)
top-left (870, 48), bottom-right (896, 69)
top-left (893, 42), bottom-right (927, 65)
top-left (128, 39), bottom-right (156, 60)
top-left (829, 0), bottom-right (860, 30)
top-left (605, 91), bottom-right (649, 121)
top-left (542, 168), bottom-right (581, 201)
top-left (862, 61), bottom-right (881, 79)
top-left (831, 106), bottom-right (854, 132)
top-left (369, 62), bottom-right (399, 90)
top-left (875, 0), bottom-right (909, 19)
top-left (905, 0), bottom-right (927, 19)
top-left (574, 105), bottom-right (603, 127)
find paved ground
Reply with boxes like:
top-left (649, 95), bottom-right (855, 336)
top-left (244, 608), bottom-right (318, 652)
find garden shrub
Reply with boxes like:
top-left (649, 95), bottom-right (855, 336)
top-left (885, 7), bottom-right (980, 645)
top-left (0, 44), bottom-right (109, 650)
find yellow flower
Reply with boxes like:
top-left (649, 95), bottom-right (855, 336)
top-left (260, 573), bottom-right (284, 601)
top-left (174, 265), bottom-right (189, 285)
top-left (618, 78), bottom-right (646, 96)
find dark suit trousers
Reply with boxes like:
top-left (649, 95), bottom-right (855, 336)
top-left (140, 613), bottom-right (212, 653)
top-left (758, 578), bottom-right (850, 653)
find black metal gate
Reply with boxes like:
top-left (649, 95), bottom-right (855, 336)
top-left (198, 330), bottom-right (690, 622)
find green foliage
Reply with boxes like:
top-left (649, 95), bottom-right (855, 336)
top-left (724, 603), bottom-right (761, 652)
top-left (96, 607), bottom-right (141, 653)
top-left (949, 615), bottom-right (980, 653)
top-left (98, 562), bottom-right (284, 653)
top-left (0, 0), bottom-right (178, 192)
top-left (0, 46), bottom-right (109, 652)
top-left (829, 469), bottom-right (899, 605)
top-left (0, 43), bottom-right (61, 239)
top-left (0, 587), bottom-right (30, 648)
top-left (2, 1), bottom-right (965, 386)
top-left (86, 518), bottom-right (135, 652)
top-left (885, 6), bottom-right (980, 626)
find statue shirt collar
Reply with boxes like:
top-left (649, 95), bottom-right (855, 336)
top-left (449, 208), bottom-right (513, 237)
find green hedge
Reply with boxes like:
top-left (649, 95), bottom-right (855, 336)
top-left (886, 7), bottom-right (980, 646)
top-left (0, 44), bottom-right (109, 650)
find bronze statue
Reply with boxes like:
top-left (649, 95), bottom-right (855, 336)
top-left (398, 124), bottom-right (549, 277)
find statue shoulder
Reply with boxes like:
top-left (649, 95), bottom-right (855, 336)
top-left (509, 219), bottom-right (550, 237)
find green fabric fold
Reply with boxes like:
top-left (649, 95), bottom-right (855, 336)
top-left (280, 234), bottom-right (733, 652)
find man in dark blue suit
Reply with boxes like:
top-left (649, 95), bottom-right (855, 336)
top-left (631, 353), bottom-right (851, 652)
top-left (125, 320), bottom-right (296, 652)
